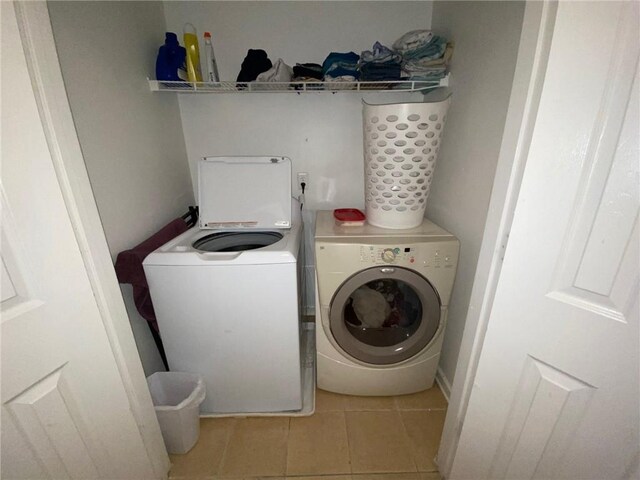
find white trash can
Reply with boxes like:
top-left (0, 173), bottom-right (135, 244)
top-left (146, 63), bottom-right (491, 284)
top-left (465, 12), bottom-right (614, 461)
top-left (147, 372), bottom-right (206, 454)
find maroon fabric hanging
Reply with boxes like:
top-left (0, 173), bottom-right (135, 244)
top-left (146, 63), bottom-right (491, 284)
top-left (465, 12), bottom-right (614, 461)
top-left (115, 218), bottom-right (189, 332)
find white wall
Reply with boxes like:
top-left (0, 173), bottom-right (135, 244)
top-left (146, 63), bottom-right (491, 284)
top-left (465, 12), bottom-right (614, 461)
top-left (163, 1), bottom-right (433, 309)
top-left (49, 1), bottom-right (194, 258)
top-left (425, 1), bottom-right (525, 386)
top-left (49, 1), bottom-right (194, 374)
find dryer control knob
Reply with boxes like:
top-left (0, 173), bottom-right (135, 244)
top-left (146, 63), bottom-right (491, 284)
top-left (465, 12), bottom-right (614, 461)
top-left (382, 248), bottom-right (396, 263)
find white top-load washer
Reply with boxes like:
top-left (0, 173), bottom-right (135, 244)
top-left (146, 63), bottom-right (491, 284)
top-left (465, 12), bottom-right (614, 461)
top-left (315, 211), bottom-right (459, 396)
top-left (144, 157), bottom-right (304, 414)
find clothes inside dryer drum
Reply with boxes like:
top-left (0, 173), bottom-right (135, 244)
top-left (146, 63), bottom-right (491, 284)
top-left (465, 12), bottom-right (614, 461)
top-left (329, 266), bottom-right (441, 365)
top-left (346, 279), bottom-right (422, 343)
top-left (192, 231), bottom-right (283, 252)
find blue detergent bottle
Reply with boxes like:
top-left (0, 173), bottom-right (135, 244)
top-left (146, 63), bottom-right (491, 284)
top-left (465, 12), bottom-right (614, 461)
top-left (156, 32), bottom-right (187, 81)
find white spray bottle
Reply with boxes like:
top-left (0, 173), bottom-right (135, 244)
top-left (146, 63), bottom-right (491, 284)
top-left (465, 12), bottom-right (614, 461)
top-left (203, 32), bottom-right (220, 82)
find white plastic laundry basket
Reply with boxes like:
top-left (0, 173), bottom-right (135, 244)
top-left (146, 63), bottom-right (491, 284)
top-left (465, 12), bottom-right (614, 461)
top-left (363, 96), bottom-right (451, 229)
top-left (147, 372), bottom-right (206, 454)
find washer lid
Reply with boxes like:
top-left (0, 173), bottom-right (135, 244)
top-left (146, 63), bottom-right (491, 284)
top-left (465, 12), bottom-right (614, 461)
top-left (198, 156), bottom-right (292, 229)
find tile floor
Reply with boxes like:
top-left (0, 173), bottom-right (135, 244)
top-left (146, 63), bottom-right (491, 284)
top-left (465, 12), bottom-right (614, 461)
top-left (169, 385), bottom-right (447, 480)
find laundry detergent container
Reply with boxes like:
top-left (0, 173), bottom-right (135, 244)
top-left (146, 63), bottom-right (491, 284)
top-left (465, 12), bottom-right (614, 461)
top-left (147, 372), bottom-right (206, 454)
top-left (363, 96), bottom-right (451, 229)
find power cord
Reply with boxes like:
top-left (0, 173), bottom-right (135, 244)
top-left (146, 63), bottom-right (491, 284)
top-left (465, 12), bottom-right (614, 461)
top-left (299, 182), bottom-right (306, 210)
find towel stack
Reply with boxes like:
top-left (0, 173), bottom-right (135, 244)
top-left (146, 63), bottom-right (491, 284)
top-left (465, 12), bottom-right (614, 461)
top-left (393, 30), bottom-right (452, 82)
top-left (354, 30), bottom-right (452, 83)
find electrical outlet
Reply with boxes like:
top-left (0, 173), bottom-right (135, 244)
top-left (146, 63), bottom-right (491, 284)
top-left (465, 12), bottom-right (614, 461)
top-left (297, 172), bottom-right (308, 188)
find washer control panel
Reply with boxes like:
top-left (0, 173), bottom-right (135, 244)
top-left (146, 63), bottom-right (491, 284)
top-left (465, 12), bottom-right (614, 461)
top-left (359, 245), bottom-right (456, 269)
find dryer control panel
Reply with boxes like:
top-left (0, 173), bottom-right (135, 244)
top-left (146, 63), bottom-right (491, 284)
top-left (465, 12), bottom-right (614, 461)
top-left (359, 244), bottom-right (457, 269)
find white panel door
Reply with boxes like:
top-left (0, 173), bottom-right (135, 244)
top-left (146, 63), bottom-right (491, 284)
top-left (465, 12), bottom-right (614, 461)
top-left (1, 3), bottom-right (160, 479)
top-left (450, 2), bottom-right (639, 479)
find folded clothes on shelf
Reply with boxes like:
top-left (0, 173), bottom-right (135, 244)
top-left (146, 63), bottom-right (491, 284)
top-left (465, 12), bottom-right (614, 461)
top-left (358, 42), bottom-right (402, 81)
top-left (237, 49), bottom-right (272, 83)
top-left (256, 58), bottom-right (293, 82)
top-left (322, 51), bottom-right (360, 80)
top-left (360, 62), bottom-right (402, 81)
top-left (323, 74), bottom-right (358, 90)
top-left (293, 63), bottom-right (323, 80)
top-left (360, 41), bottom-right (402, 65)
top-left (324, 74), bottom-right (357, 82)
top-left (248, 58), bottom-right (294, 90)
top-left (231, 30), bottom-right (451, 90)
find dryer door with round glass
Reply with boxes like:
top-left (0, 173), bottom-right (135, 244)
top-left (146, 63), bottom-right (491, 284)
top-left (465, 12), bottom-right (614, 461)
top-left (329, 266), bottom-right (441, 365)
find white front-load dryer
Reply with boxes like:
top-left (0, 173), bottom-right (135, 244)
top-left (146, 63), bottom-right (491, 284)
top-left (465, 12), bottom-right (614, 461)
top-left (314, 211), bottom-right (459, 396)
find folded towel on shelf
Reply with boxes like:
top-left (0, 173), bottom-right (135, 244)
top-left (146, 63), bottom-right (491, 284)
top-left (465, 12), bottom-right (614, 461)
top-left (402, 36), bottom-right (447, 61)
top-left (401, 43), bottom-right (453, 81)
top-left (393, 29), bottom-right (448, 65)
top-left (237, 49), bottom-right (272, 83)
top-left (393, 29), bottom-right (434, 55)
top-left (322, 51), bottom-right (360, 80)
top-left (403, 43), bottom-right (454, 70)
top-left (402, 68), bottom-right (447, 82)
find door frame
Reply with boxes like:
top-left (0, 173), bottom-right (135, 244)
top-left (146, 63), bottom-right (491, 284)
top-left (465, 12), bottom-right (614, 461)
top-left (11, 2), bottom-right (169, 477)
top-left (436, 1), bottom-right (558, 477)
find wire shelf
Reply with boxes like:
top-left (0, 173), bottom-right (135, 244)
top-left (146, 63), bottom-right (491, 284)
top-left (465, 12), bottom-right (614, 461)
top-left (148, 74), bottom-right (449, 94)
